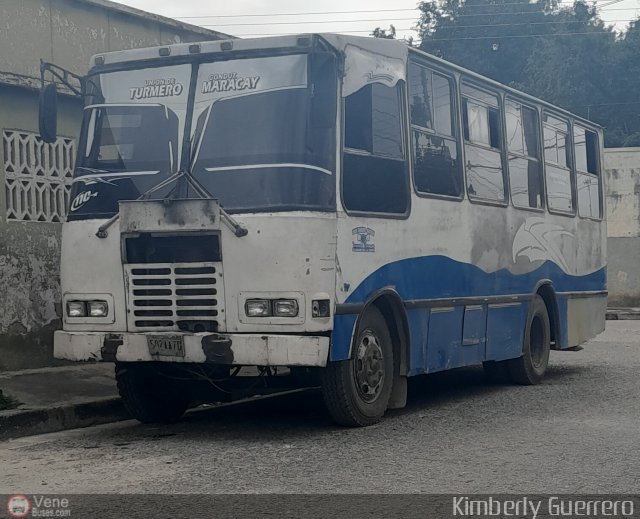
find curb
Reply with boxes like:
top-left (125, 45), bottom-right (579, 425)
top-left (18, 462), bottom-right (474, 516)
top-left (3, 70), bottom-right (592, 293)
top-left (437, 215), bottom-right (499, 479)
top-left (606, 309), bottom-right (640, 320)
top-left (0, 397), bottom-right (129, 440)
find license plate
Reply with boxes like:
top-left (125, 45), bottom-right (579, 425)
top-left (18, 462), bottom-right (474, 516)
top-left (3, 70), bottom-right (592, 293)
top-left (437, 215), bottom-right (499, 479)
top-left (147, 335), bottom-right (185, 357)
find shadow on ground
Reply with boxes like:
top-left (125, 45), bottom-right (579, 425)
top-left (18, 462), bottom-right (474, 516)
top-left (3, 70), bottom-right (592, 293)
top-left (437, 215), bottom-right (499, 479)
top-left (97, 358), bottom-right (593, 446)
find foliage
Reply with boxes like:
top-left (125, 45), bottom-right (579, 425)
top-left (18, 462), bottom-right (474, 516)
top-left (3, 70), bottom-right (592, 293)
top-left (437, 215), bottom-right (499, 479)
top-left (0, 389), bottom-right (19, 411)
top-left (371, 25), bottom-right (397, 39)
top-left (403, 0), bottom-right (640, 146)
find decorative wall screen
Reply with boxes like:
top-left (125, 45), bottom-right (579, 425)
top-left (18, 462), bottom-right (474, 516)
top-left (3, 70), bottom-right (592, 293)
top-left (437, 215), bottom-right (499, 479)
top-left (3, 130), bottom-right (75, 222)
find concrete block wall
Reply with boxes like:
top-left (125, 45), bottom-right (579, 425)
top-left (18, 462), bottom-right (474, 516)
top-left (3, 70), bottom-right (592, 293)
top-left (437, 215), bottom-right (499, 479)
top-left (604, 147), bottom-right (640, 308)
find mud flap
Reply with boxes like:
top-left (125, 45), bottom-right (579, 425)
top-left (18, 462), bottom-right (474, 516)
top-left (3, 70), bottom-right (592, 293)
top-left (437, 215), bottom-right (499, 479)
top-left (388, 375), bottom-right (407, 409)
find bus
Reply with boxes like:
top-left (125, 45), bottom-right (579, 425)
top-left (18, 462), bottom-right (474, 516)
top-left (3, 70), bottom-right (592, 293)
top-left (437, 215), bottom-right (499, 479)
top-left (40, 34), bottom-right (607, 427)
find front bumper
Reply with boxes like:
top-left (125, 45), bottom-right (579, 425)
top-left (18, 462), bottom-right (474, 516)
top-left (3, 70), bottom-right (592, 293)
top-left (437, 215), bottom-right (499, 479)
top-left (54, 331), bottom-right (329, 367)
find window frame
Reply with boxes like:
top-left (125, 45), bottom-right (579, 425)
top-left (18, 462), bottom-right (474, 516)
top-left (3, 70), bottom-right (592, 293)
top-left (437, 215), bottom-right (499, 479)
top-left (542, 109), bottom-right (576, 217)
top-left (340, 80), bottom-right (412, 219)
top-left (460, 80), bottom-right (508, 207)
top-left (572, 122), bottom-right (603, 221)
top-left (408, 60), bottom-right (464, 203)
top-left (504, 96), bottom-right (545, 213)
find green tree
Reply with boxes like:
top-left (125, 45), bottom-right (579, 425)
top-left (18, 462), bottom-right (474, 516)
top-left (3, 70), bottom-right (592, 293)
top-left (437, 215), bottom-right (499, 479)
top-left (519, 3), bottom-right (616, 128)
top-left (603, 20), bottom-right (640, 147)
top-left (418, 0), bottom-right (565, 86)
top-left (372, 24), bottom-right (397, 39)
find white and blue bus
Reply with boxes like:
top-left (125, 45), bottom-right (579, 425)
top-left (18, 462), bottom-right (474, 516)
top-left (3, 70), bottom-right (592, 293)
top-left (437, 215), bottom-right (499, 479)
top-left (42, 34), bottom-right (606, 427)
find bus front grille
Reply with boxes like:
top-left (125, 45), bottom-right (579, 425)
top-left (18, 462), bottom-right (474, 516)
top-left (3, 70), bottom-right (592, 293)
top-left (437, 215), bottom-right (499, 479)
top-left (125, 262), bottom-right (224, 333)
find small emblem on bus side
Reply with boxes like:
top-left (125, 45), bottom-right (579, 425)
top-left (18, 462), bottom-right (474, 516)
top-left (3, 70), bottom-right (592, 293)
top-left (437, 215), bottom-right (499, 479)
top-left (352, 227), bottom-right (375, 253)
top-left (70, 190), bottom-right (98, 212)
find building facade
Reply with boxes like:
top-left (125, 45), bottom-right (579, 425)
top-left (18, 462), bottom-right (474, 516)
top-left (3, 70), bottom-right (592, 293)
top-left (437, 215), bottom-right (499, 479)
top-left (604, 147), bottom-right (640, 309)
top-left (0, 0), bottom-right (228, 370)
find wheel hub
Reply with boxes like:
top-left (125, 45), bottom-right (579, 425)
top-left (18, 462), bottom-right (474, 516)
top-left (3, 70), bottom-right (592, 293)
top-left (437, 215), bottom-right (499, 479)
top-left (353, 330), bottom-right (385, 403)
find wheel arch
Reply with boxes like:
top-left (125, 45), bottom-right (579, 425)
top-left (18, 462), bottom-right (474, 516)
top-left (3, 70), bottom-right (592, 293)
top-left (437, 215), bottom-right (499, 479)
top-left (361, 288), bottom-right (411, 376)
top-left (533, 280), bottom-right (561, 350)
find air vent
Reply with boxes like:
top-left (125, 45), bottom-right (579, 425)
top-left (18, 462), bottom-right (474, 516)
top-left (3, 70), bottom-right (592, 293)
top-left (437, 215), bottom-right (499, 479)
top-left (125, 263), bottom-right (224, 333)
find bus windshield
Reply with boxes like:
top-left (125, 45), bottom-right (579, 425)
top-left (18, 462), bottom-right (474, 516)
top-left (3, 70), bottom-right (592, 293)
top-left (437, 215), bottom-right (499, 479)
top-left (190, 87), bottom-right (335, 213)
top-left (67, 53), bottom-right (336, 221)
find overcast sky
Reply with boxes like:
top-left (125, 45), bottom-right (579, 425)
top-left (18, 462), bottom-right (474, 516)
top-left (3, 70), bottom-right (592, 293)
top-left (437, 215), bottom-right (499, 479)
top-left (118, 0), bottom-right (640, 42)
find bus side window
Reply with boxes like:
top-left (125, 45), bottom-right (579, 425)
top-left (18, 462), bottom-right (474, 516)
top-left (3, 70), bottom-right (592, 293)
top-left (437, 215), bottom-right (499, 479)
top-left (408, 63), bottom-right (462, 198)
top-left (505, 99), bottom-right (543, 209)
top-left (461, 83), bottom-right (505, 202)
top-left (342, 82), bottom-right (408, 214)
top-left (574, 125), bottom-right (601, 219)
top-left (543, 114), bottom-right (574, 214)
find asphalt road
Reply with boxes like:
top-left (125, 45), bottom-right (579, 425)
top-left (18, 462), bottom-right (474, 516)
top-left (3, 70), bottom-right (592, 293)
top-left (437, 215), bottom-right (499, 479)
top-left (1, 321), bottom-right (638, 495)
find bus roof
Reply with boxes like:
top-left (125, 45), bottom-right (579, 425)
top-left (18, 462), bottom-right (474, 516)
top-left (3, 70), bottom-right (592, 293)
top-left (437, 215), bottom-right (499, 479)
top-left (90, 33), bottom-right (601, 131)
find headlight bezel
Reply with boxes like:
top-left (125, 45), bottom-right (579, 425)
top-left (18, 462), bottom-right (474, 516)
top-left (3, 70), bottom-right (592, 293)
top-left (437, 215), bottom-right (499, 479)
top-left (242, 295), bottom-right (304, 321)
top-left (245, 298), bottom-right (300, 318)
top-left (239, 292), bottom-right (306, 324)
top-left (64, 294), bottom-right (114, 323)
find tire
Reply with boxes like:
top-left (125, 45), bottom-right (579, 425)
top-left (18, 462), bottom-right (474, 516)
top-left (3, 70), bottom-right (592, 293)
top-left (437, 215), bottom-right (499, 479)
top-left (508, 294), bottom-right (551, 385)
top-left (321, 305), bottom-right (394, 427)
top-left (115, 363), bottom-right (190, 424)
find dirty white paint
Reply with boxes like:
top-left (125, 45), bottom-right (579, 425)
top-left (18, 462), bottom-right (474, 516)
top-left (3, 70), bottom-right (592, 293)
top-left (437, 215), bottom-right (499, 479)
top-left (55, 331), bottom-right (330, 366)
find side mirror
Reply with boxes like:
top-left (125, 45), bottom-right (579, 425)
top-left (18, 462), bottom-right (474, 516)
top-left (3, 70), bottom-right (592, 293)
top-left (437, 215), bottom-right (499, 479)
top-left (309, 52), bottom-right (337, 129)
top-left (39, 83), bottom-right (58, 143)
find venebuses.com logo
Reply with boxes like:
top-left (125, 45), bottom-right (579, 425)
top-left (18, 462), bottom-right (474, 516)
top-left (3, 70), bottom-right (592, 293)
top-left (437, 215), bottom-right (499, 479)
top-left (6, 495), bottom-right (30, 518)
top-left (5, 495), bottom-right (71, 517)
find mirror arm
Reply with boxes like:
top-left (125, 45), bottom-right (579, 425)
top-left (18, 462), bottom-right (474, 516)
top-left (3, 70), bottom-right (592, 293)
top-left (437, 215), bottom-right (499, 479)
top-left (40, 61), bottom-right (84, 97)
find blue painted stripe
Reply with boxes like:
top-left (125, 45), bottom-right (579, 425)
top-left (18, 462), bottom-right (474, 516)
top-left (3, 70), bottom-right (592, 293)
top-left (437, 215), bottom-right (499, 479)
top-left (331, 256), bottom-right (605, 365)
top-left (344, 256), bottom-right (605, 304)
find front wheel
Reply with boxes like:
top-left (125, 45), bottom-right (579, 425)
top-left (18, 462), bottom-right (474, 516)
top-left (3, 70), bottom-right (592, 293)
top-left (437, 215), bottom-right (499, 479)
top-left (321, 306), bottom-right (394, 427)
top-left (115, 363), bottom-right (190, 424)
top-left (508, 295), bottom-right (551, 385)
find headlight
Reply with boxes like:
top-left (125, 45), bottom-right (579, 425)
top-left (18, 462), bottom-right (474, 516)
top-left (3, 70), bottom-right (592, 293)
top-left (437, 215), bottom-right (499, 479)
top-left (245, 299), bottom-right (300, 317)
top-left (88, 300), bottom-right (109, 317)
top-left (273, 299), bottom-right (299, 317)
top-left (66, 301), bottom-right (87, 318)
top-left (245, 299), bottom-right (272, 317)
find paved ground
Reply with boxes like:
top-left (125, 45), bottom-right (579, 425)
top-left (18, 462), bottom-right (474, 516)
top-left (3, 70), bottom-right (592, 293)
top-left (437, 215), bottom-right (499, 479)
top-left (0, 321), bottom-right (638, 495)
top-left (0, 364), bottom-right (116, 410)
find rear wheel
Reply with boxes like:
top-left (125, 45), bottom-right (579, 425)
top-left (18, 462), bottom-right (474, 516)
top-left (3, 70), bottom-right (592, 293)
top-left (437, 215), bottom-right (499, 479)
top-left (508, 295), bottom-right (551, 385)
top-left (321, 306), bottom-right (394, 427)
top-left (115, 363), bottom-right (190, 424)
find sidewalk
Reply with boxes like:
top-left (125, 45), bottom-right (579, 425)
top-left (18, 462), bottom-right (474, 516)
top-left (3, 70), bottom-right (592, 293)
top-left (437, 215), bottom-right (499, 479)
top-left (0, 364), bottom-right (128, 440)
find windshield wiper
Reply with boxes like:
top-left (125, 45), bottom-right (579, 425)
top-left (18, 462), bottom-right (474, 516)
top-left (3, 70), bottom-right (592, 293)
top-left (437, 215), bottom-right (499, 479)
top-left (95, 169), bottom-right (248, 239)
